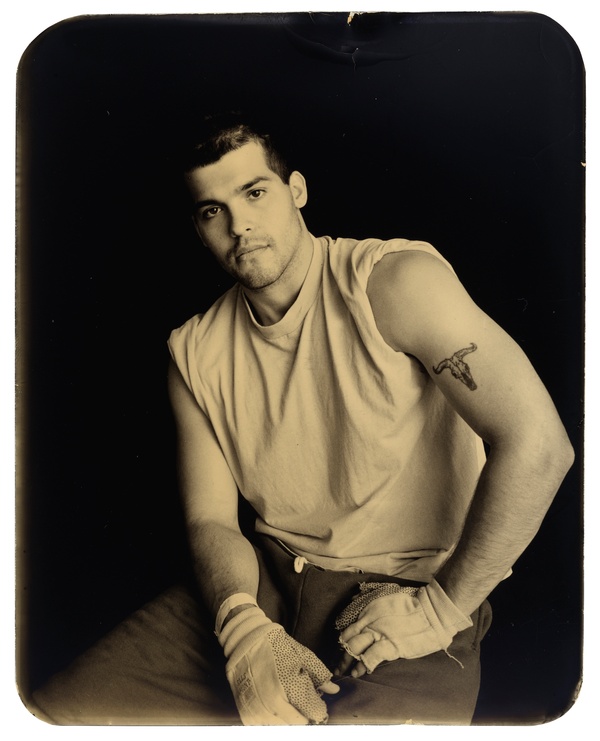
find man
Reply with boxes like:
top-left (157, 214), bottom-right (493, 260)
top-left (31, 115), bottom-right (574, 726)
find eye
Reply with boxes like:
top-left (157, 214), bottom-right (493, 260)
top-left (247, 189), bottom-right (265, 200)
top-left (199, 206), bottom-right (222, 221)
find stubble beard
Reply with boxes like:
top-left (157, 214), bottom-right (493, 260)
top-left (231, 219), bottom-right (305, 292)
top-left (228, 241), bottom-right (281, 291)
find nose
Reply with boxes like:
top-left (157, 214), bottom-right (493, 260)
top-left (228, 204), bottom-right (252, 238)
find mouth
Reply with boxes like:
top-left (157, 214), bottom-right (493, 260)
top-left (234, 243), bottom-right (268, 260)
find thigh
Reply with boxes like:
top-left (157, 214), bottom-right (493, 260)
top-left (30, 585), bottom-right (240, 726)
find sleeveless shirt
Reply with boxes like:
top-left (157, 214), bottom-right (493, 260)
top-left (168, 236), bottom-right (486, 582)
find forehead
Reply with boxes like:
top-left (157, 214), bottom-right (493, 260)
top-left (185, 140), bottom-right (279, 201)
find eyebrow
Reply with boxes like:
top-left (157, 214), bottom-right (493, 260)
top-left (193, 175), bottom-right (274, 211)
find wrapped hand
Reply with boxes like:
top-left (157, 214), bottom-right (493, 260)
top-left (218, 604), bottom-right (338, 724)
top-left (335, 580), bottom-right (472, 676)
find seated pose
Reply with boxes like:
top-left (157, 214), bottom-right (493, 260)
top-left (31, 114), bottom-right (574, 726)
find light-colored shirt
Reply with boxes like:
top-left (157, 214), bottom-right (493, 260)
top-left (168, 235), bottom-right (486, 581)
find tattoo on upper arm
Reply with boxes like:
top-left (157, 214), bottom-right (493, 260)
top-left (432, 343), bottom-right (478, 391)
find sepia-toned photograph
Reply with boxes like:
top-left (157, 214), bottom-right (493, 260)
top-left (16, 10), bottom-right (584, 727)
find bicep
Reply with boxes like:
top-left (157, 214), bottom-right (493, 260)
top-left (368, 252), bottom-right (568, 449)
top-left (422, 309), bottom-right (557, 448)
top-left (167, 360), bottom-right (239, 528)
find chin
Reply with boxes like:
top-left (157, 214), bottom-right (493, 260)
top-left (239, 276), bottom-right (276, 291)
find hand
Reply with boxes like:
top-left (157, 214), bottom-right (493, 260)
top-left (218, 605), bottom-right (339, 725)
top-left (335, 580), bottom-right (472, 678)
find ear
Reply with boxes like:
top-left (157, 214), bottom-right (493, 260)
top-left (289, 170), bottom-right (308, 208)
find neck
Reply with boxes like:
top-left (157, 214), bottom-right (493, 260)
top-left (243, 230), bottom-right (314, 326)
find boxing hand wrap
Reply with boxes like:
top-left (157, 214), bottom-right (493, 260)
top-left (214, 592), bottom-right (258, 637)
top-left (218, 604), bottom-right (333, 725)
top-left (336, 579), bottom-right (473, 673)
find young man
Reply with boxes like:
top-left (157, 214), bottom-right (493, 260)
top-left (31, 116), bottom-right (574, 726)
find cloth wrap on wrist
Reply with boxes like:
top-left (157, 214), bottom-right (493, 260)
top-left (214, 592), bottom-right (258, 637)
top-left (217, 599), bottom-right (333, 725)
top-left (335, 579), bottom-right (473, 673)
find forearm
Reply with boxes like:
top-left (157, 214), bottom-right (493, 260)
top-left (436, 437), bottom-right (574, 616)
top-left (191, 523), bottom-right (338, 724)
top-left (187, 518), bottom-right (260, 619)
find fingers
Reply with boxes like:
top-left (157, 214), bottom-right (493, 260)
top-left (336, 629), bottom-right (387, 677)
top-left (318, 680), bottom-right (340, 695)
top-left (293, 641), bottom-right (334, 689)
top-left (357, 641), bottom-right (393, 674)
top-left (341, 629), bottom-right (380, 659)
top-left (338, 628), bottom-right (398, 676)
top-left (334, 650), bottom-right (355, 677)
top-left (334, 658), bottom-right (369, 679)
top-left (350, 661), bottom-right (368, 678)
top-left (293, 671), bottom-right (330, 724)
top-left (339, 620), bottom-right (364, 642)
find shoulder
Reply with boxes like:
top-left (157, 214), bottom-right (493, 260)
top-left (327, 236), bottom-right (454, 291)
top-left (367, 249), bottom-right (474, 353)
top-left (167, 287), bottom-right (242, 413)
top-left (169, 286), bottom-right (239, 344)
top-left (368, 249), bottom-right (457, 299)
top-left (168, 286), bottom-right (241, 385)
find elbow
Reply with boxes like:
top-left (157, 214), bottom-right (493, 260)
top-left (555, 434), bottom-right (575, 477)
top-left (492, 417), bottom-right (575, 495)
top-left (533, 423), bottom-right (575, 486)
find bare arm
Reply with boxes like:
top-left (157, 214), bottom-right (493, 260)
top-left (367, 250), bottom-right (574, 616)
top-left (168, 359), bottom-right (339, 717)
top-left (167, 360), bottom-right (258, 618)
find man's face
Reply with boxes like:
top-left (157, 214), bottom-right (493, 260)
top-left (186, 141), bottom-right (308, 291)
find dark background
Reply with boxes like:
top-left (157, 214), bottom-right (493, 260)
top-left (16, 12), bottom-right (584, 725)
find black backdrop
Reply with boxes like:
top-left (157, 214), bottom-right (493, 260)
top-left (17, 12), bottom-right (584, 725)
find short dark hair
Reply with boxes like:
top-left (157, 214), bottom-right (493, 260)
top-left (181, 112), bottom-right (292, 183)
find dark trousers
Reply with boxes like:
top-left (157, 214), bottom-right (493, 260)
top-left (30, 535), bottom-right (492, 726)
